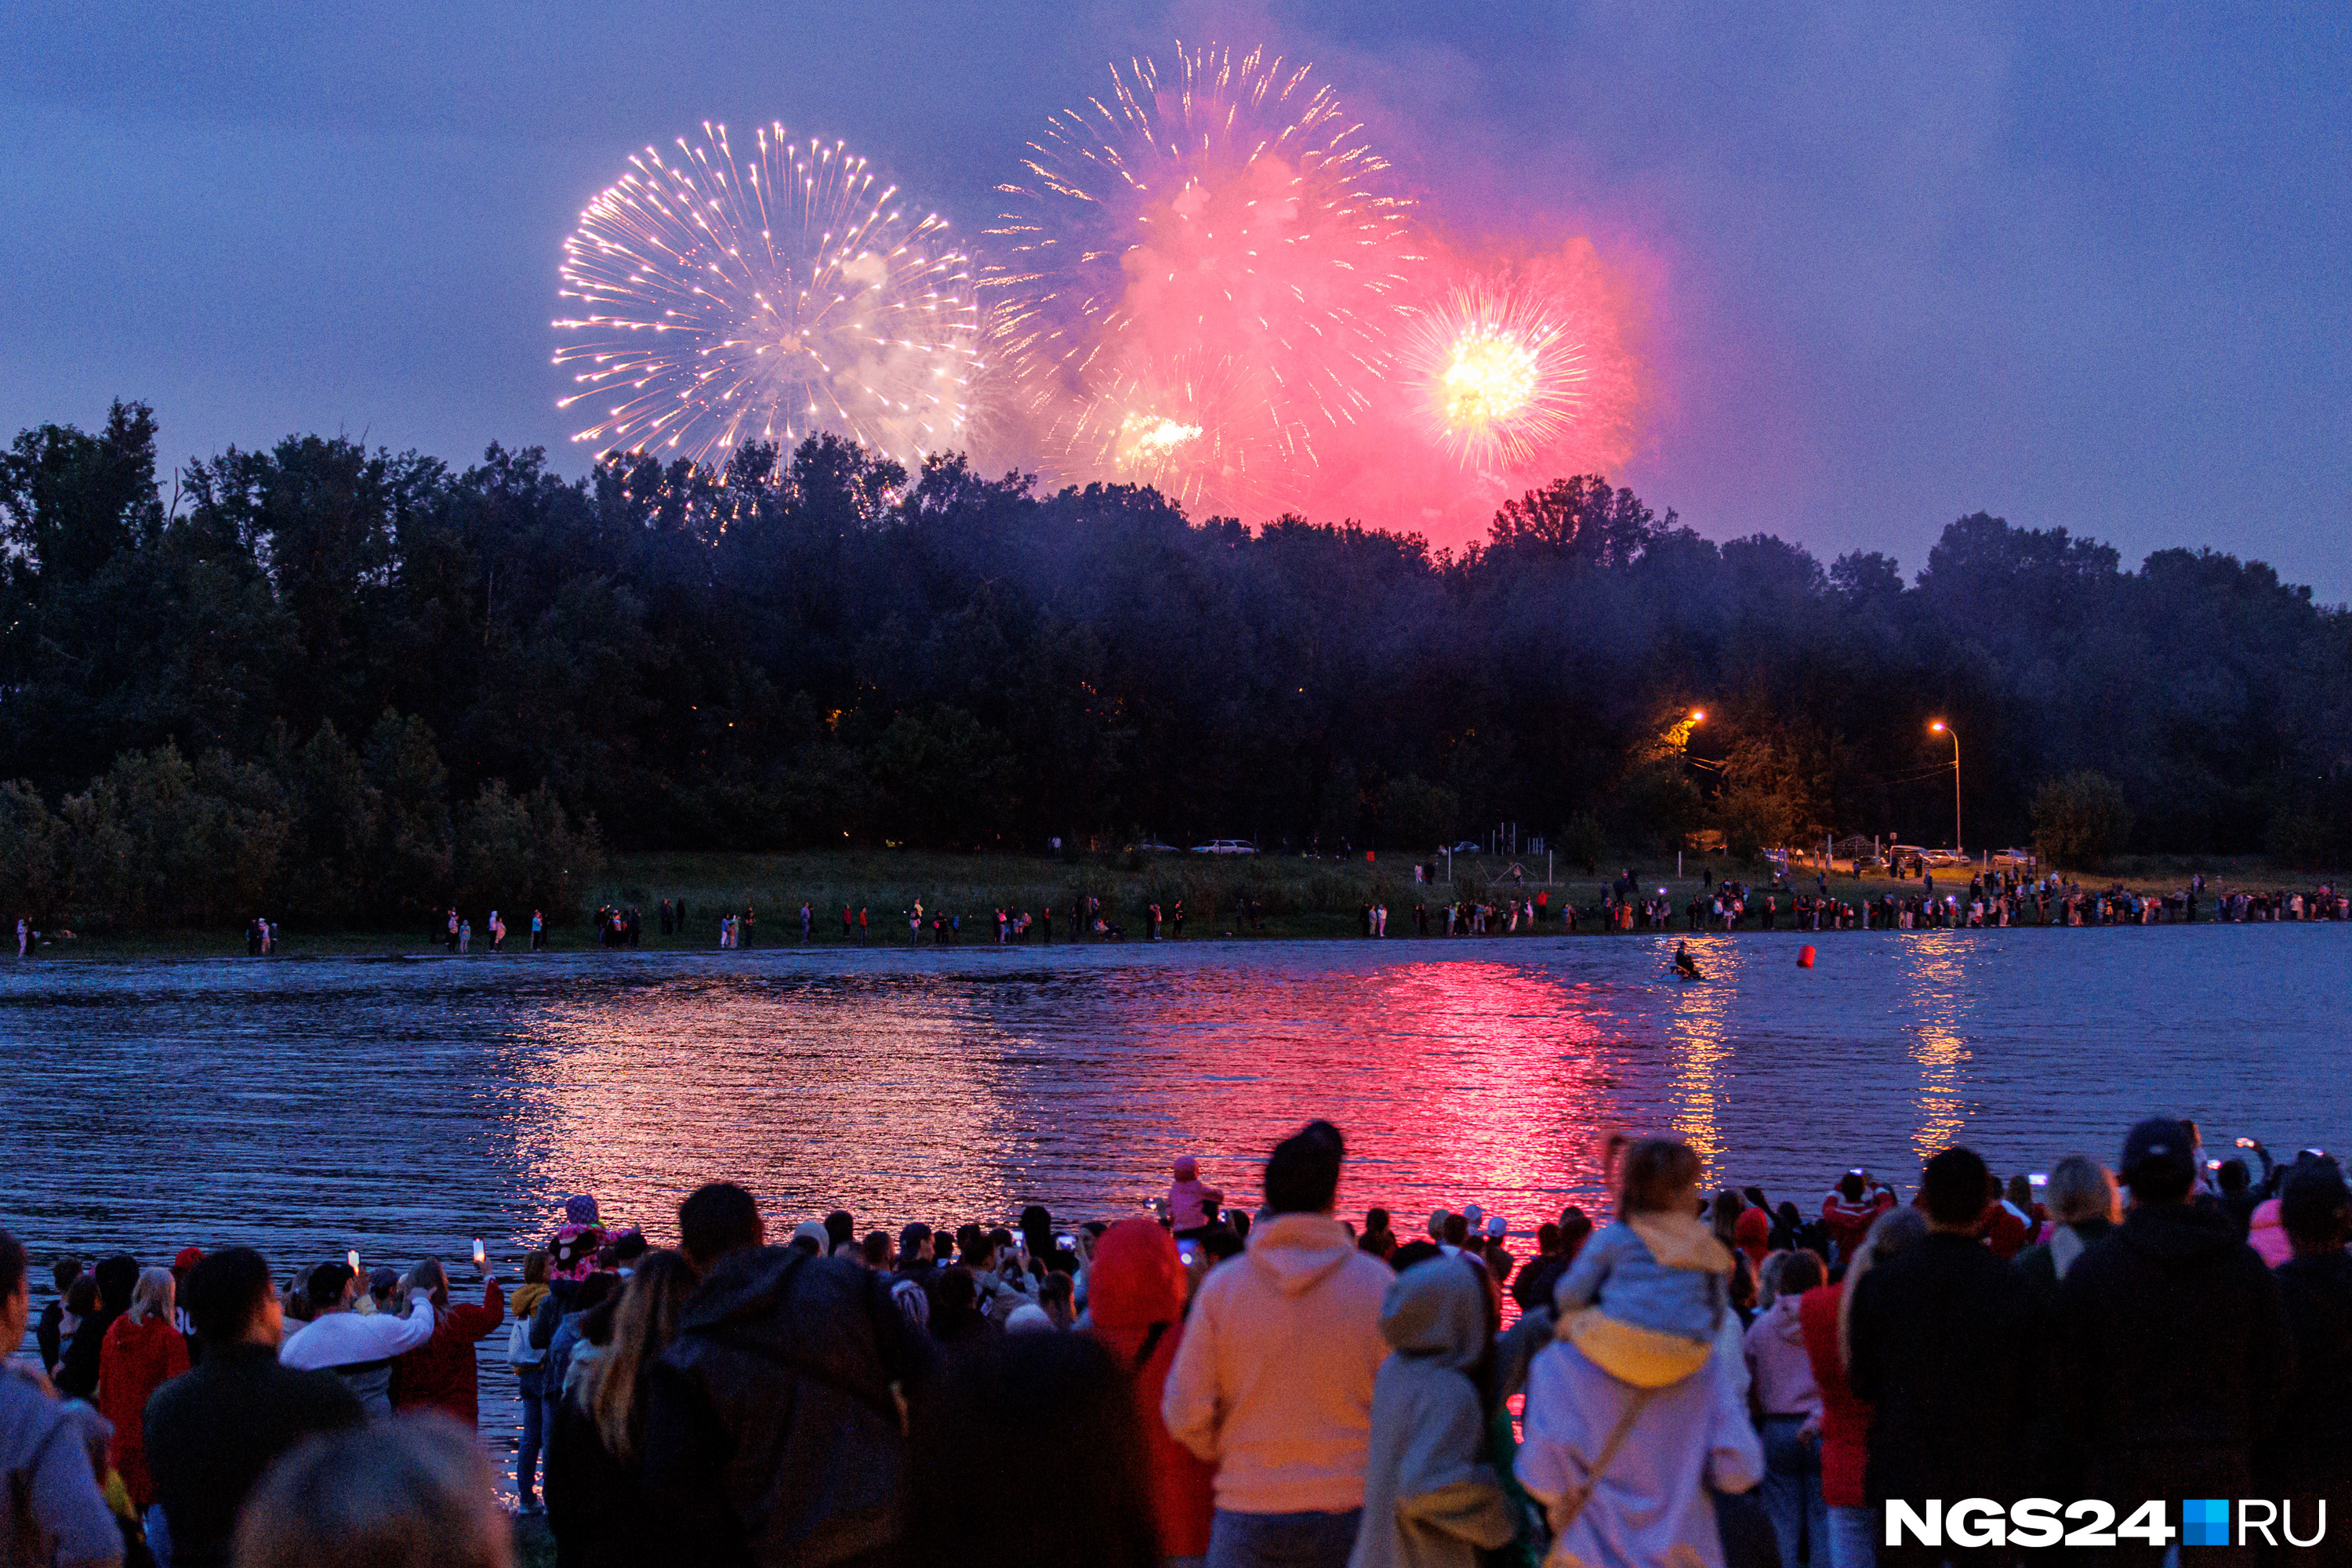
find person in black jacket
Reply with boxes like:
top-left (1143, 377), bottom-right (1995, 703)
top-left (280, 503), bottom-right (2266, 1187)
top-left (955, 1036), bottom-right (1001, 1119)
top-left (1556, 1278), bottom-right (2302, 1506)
top-left (640, 1244), bottom-right (935, 1567)
top-left (2254, 1161), bottom-right (2351, 1565)
top-left (53, 1254), bottom-right (137, 1399)
top-left (2055, 1118), bottom-right (2291, 1564)
top-left (1847, 1145), bottom-right (2042, 1567)
top-left (143, 1248), bottom-right (361, 1568)
top-left (34, 1256), bottom-right (80, 1373)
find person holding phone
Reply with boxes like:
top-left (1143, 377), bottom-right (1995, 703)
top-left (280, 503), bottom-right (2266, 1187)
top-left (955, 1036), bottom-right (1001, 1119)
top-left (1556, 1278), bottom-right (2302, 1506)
top-left (388, 1254), bottom-right (506, 1430)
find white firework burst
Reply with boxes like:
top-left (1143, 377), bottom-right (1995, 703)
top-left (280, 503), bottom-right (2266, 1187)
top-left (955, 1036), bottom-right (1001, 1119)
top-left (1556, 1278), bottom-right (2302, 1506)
top-left (555, 122), bottom-right (981, 470)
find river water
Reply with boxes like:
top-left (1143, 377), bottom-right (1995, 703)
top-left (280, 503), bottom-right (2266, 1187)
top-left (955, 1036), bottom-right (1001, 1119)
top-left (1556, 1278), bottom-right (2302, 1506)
top-left (5, 923), bottom-right (2344, 1470)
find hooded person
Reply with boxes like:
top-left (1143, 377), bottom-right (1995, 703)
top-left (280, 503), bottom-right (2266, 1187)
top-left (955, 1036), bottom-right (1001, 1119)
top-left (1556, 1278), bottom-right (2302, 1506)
top-left (637, 1241), bottom-right (937, 1564)
top-left (1163, 1120), bottom-right (1393, 1568)
top-left (1087, 1218), bottom-right (1214, 1563)
top-left (549, 1196), bottom-right (607, 1283)
top-left (1348, 1258), bottom-right (1517, 1568)
top-left (1733, 1207), bottom-right (1771, 1272)
top-left (1168, 1156), bottom-right (1226, 1239)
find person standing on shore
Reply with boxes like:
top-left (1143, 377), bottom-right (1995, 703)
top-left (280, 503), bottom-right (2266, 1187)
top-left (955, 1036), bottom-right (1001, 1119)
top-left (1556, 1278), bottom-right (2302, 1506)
top-left (1846, 1146), bottom-right (2041, 1565)
top-left (639, 1212), bottom-right (935, 1564)
top-left (390, 1258), bottom-right (506, 1430)
top-left (146, 1248), bottom-right (363, 1568)
top-left (279, 1261), bottom-right (436, 1416)
top-left (1164, 1120), bottom-right (1392, 1568)
top-left (96, 1267), bottom-right (187, 1529)
top-left (2054, 1118), bottom-right (2289, 1554)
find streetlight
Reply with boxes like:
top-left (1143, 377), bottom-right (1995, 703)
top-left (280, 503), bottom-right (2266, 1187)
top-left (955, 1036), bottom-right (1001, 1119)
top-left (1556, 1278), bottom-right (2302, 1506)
top-left (1929, 720), bottom-right (1961, 854)
top-left (1675, 710), bottom-right (1706, 879)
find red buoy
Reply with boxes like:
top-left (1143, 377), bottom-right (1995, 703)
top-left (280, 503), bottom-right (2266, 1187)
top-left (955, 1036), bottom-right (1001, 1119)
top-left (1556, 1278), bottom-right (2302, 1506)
top-left (1798, 945), bottom-right (1817, 968)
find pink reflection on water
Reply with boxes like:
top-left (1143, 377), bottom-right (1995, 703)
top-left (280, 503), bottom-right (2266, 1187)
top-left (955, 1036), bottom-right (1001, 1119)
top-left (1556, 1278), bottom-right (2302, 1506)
top-left (503, 956), bottom-right (1661, 1243)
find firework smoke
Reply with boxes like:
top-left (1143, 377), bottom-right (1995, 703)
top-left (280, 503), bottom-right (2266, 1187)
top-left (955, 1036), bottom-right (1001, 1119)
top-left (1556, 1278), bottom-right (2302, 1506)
top-left (982, 44), bottom-right (1417, 517)
top-left (554, 124), bottom-right (980, 470)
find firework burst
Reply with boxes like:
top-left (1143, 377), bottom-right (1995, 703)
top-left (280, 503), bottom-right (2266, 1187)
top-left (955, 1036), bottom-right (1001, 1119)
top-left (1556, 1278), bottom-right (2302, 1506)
top-left (554, 123), bottom-right (980, 470)
top-left (1401, 276), bottom-right (1592, 473)
top-left (983, 43), bottom-right (1416, 515)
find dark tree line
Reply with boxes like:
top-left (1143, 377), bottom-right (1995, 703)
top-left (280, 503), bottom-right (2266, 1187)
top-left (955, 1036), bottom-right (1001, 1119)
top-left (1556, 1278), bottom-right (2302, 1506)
top-left (1, 401), bottom-right (2345, 924)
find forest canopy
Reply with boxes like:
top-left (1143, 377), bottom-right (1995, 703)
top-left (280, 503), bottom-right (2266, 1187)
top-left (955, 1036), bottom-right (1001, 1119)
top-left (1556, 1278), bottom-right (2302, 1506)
top-left (2, 401), bottom-right (2346, 924)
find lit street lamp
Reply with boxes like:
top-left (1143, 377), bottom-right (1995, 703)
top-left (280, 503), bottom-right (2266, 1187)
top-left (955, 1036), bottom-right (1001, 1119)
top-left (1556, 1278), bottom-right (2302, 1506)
top-left (1929, 720), bottom-right (1961, 854)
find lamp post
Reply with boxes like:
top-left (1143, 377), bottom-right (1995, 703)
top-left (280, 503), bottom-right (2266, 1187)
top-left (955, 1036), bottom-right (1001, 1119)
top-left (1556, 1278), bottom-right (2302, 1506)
top-left (1929, 720), bottom-right (1961, 855)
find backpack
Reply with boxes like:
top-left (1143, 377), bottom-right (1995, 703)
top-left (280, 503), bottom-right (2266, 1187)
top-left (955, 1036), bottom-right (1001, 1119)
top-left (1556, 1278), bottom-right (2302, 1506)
top-left (507, 1315), bottom-right (544, 1368)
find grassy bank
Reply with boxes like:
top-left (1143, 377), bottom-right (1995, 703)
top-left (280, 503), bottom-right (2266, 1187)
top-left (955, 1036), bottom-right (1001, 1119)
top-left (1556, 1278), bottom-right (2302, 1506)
top-left (20, 848), bottom-right (2344, 960)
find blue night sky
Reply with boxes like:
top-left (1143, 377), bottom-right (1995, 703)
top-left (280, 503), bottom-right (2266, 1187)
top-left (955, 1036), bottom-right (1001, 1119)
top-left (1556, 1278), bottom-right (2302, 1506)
top-left (2, 2), bottom-right (2345, 597)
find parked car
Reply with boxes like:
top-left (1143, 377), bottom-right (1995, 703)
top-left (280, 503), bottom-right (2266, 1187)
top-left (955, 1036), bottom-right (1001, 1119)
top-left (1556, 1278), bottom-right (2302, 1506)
top-left (1447, 841), bottom-right (1482, 854)
top-left (1189, 839), bottom-right (1258, 855)
top-left (1125, 841), bottom-right (1181, 854)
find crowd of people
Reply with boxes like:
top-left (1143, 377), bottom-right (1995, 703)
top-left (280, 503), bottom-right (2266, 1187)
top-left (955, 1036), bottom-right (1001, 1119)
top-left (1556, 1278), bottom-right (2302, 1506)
top-left (176, 865), bottom-right (2344, 962)
top-left (9, 1116), bottom-right (2349, 1568)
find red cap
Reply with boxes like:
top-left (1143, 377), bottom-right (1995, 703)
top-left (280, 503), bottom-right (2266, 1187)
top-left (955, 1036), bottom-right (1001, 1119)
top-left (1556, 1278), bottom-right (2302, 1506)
top-left (173, 1247), bottom-right (204, 1270)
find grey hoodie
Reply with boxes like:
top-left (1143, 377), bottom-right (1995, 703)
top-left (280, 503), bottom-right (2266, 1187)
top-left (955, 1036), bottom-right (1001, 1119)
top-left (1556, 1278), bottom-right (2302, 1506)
top-left (0, 1367), bottom-right (122, 1568)
top-left (1348, 1258), bottom-right (1516, 1568)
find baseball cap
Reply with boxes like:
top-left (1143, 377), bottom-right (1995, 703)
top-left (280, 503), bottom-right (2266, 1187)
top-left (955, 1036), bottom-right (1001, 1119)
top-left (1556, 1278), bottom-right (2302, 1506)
top-left (2120, 1117), bottom-right (2198, 1186)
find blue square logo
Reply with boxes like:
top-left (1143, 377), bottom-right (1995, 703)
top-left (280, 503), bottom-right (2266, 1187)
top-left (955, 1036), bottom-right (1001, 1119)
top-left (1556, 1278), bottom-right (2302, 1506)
top-left (2183, 1499), bottom-right (2230, 1547)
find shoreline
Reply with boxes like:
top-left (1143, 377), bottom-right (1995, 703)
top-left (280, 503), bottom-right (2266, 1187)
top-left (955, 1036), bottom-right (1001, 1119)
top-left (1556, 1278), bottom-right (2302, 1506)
top-left (12, 847), bottom-right (2342, 962)
top-left (12, 910), bottom-right (2347, 965)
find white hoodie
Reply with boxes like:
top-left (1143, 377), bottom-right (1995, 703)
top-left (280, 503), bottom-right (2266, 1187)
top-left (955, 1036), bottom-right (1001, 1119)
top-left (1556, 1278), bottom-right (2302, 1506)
top-left (1163, 1212), bottom-right (1395, 1514)
top-left (280, 1298), bottom-right (435, 1416)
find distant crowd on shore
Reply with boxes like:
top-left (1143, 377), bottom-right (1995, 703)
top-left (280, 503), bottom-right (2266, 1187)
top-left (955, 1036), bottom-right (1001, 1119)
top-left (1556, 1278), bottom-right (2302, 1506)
top-left (14, 860), bottom-right (2341, 961)
top-left (9, 1112), bottom-right (2350, 1568)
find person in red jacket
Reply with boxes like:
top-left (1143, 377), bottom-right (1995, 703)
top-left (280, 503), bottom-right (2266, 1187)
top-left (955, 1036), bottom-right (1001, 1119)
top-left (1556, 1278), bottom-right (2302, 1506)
top-left (99, 1266), bottom-right (189, 1515)
top-left (1087, 1217), bottom-right (1215, 1562)
top-left (1820, 1170), bottom-right (1896, 1264)
top-left (390, 1258), bottom-right (505, 1428)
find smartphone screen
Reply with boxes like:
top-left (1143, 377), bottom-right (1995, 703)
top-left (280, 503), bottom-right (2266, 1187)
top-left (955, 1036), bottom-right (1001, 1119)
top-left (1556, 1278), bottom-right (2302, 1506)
top-left (347, 1249), bottom-right (361, 1272)
top-left (472, 1238), bottom-right (487, 1265)
top-left (2028, 1173), bottom-right (2047, 1187)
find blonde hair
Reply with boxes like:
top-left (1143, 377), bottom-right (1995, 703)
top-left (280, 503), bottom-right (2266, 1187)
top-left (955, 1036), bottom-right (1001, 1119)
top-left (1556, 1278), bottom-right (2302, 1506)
top-left (233, 1414), bottom-right (510, 1568)
top-left (127, 1266), bottom-right (175, 1327)
top-left (590, 1250), bottom-right (697, 1462)
top-left (2046, 1156), bottom-right (2120, 1226)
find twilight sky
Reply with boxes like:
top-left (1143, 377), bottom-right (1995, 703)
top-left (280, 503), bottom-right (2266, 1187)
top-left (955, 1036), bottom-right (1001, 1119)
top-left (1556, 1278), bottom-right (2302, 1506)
top-left (2, 2), bottom-right (2345, 598)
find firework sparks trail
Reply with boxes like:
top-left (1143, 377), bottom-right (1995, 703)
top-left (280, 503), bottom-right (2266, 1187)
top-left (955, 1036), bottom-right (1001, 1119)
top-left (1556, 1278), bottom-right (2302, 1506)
top-left (554, 123), bottom-right (981, 470)
top-left (982, 43), bottom-right (1417, 516)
